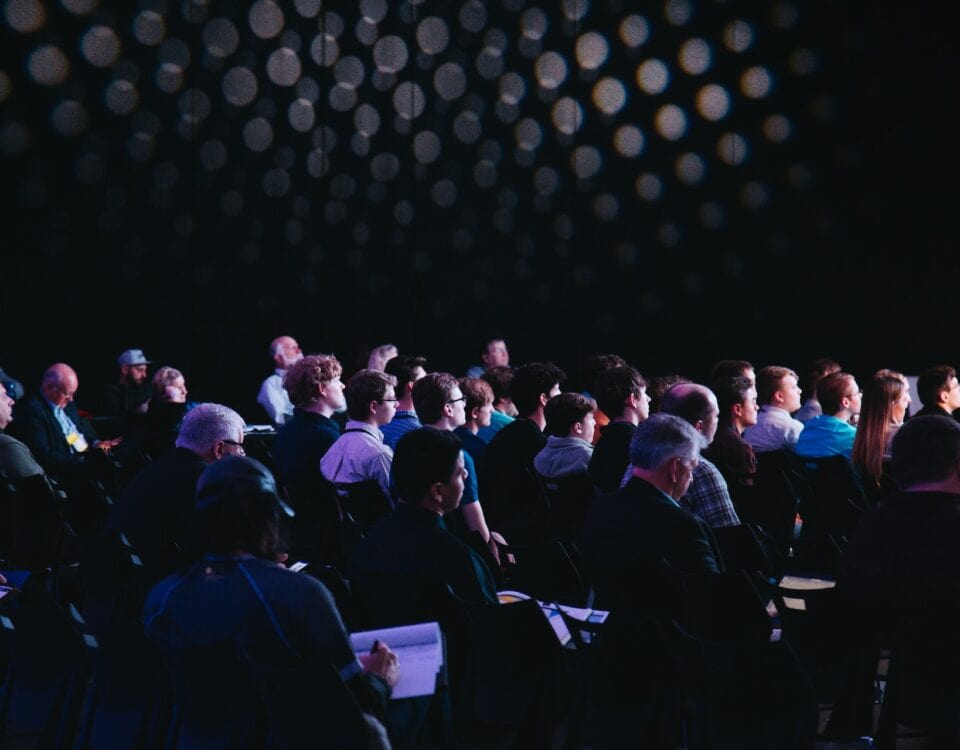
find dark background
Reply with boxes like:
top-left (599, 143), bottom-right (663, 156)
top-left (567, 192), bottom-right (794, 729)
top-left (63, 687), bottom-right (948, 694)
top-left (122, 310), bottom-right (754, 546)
top-left (1, 0), bottom-right (955, 422)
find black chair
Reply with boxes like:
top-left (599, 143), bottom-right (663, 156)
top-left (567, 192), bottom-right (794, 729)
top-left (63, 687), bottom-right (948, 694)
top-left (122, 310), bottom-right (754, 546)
top-left (711, 523), bottom-right (780, 581)
top-left (336, 480), bottom-right (393, 532)
top-left (0, 473), bottom-right (70, 569)
top-left (797, 455), bottom-right (867, 573)
top-left (306, 564), bottom-right (358, 630)
top-left (283, 479), bottom-right (354, 565)
top-left (539, 472), bottom-right (596, 542)
top-left (482, 466), bottom-right (551, 546)
top-left (744, 449), bottom-right (808, 550)
top-left (501, 539), bottom-right (587, 607)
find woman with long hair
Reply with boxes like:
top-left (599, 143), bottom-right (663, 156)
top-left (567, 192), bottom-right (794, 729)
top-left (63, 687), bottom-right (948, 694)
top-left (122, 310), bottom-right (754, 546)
top-left (851, 371), bottom-right (910, 497)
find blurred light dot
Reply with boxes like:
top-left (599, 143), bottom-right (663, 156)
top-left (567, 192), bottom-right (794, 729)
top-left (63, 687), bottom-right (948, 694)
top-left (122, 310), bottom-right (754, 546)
top-left (771, 1), bottom-right (799, 29)
top-left (561, 0), bottom-right (588, 22)
top-left (476, 46), bottom-right (504, 79)
top-left (133, 11), bottom-right (165, 46)
top-left (297, 76), bottom-right (319, 102)
top-left (351, 133), bottom-right (369, 155)
top-left (675, 152), bottom-right (705, 184)
top-left (159, 38), bottom-right (190, 67)
top-left (551, 97), bottom-right (583, 135)
top-left (28, 46), bottom-right (70, 85)
top-left (535, 51), bottom-right (567, 89)
top-left (307, 150), bottom-right (329, 177)
top-left (288, 98), bottom-right (314, 131)
top-left (534, 166), bottom-right (559, 195)
top-left (51, 100), bottom-right (87, 136)
top-left (105, 79), bottom-right (138, 113)
top-left (592, 77), bottom-right (626, 115)
top-left (0, 71), bottom-right (11, 103)
top-left (243, 117), bottom-right (273, 151)
top-left (204, 18), bottom-right (239, 57)
top-left (5, 0), bottom-right (46, 32)
top-left (593, 193), bottom-right (619, 221)
top-left (619, 15), bottom-right (649, 48)
top-left (0, 122), bottom-right (30, 155)
top-left (329, 83), bottom-right (357, 111)
top-left (249, 0), bottom-right (284, 39)
top-left (432, 179), bottom-right (457, 208)
top-left (294, 0), bottom-right (320, 18)
top-left (763, 114), bottom-right (792, 142)
top-left (373, 36), bottom-right (408, 74)
top-left (499, 72), bottom-right (525, 104)
top-left (267, 47), bottom-right (301, 86)
top-left (654, 104), bottom-right (687, 140)
top-left (741, 66), bottom-right (772, 98)
top-left (394, 200), bottom-right (414, 225)
top-left (393, 81), bottom-right (425, 119)
top-left (434, 61), bottom-right (466, 100)
top-left (636, 173), bottom-right (662, 201)
top-left (200, 139), bottom-right (227, 170)
top-left (335, 56), bottom-right (364, 88)
top-left (515, 118), bottom-right (542, 150)
top-left (575, 32), bottom-right (609, 70)
top-left (678, 38), bottom-right (710, 74)
top-left (699, 202), bottom-right (724, 229)
top-left (665, 0), bottom-right (692, 26)
top-left (637, 59), bottom-right (669, 94)
top-left (355, 17), bottom-right (377, 46)
top-left (413, 130), bottom-right (441, 163)
top-left (521, 8), bottom-right (547, 40)
top-left (80, 26), bottom-right (120, 67)
top-left (459, 0), bottom-right (486, 32)
top-left (61, 0), bottom-right (97, 14)
top-left (613, 125), bottom-right (644, 157)
top-left (474, 159), bottom-right (497, 188)
top-left (417, 16), bottom-right (449, 54)
top-left (717, 133), bottom-right (749, 165)
top-left (263, 168), bottom-right (290, 197)
top-left (360, 0), bottom-right (387, 22)
top-left (695, 84), bottom-right (730, 120)
top-left (371, 152), bottom-right (400, 181)
top-left (310, 33), bottom-right (338, 66)
top-left (321, 11), bottom-right (345, 38)
top-left (496, 101), bottom-right (519, 124)
top-left (723, 20), bottom-right (753, 52)
top-left (789, 48), bottom-right (819, 76)
top-left (571, 145), bottom-right (602, 179)
top-left (453, 110), bottom-right (481, 143)
top-left (354, 103), bottom-right (380, 136)
top-left (222, 66), bottom-right (257, 106)
top-left (740, 182), bottom-right (769, 210)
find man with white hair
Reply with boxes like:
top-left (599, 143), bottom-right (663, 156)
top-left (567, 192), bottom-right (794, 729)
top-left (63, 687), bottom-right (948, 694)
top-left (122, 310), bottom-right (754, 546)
top-left (257, 335), bottom-right (302, 426)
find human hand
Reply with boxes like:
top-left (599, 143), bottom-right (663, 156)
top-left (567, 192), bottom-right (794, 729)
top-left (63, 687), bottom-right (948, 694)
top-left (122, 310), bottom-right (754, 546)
top-left (359, 642), bottom-right (400, 689)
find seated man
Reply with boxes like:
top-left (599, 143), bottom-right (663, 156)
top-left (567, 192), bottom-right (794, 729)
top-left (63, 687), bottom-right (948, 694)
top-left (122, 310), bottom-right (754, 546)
top-left (465, 337), bottom-right (510, 379)
top-left (0, 380), bottom-right (44, 479)
top-left (144, 455), bottom-right (399, 738)
top-left (533, 392), bottom-right (597, 480)
top-left (794, 358), bottom-right (841, 423)
top-left (454, 376), bottom-right (494, 466)
top-left (794, 372), bottom-right (861, 459)
top-left (912, 364), bottom-right (960, 419)
top-left (102, 349), bottom-right (153, 420)
top-left (588, 365), bottom-right (649, 492)
top-left (257, 335), bottom-right (303, 426)
top-left (380, 355), bottom-right (427, 451)
top-left (271, 354), bottom-right (345, 491)
top-left (476, 365), bottom-right (516, 442)
top-left (704, 375), bottom-right (758, 489)
top-left (742, 365), bottom-right (804, 453)
top-left (580, 354), bottom-right (627, 445)
top-left (320, 369), bottom-right (397, 503)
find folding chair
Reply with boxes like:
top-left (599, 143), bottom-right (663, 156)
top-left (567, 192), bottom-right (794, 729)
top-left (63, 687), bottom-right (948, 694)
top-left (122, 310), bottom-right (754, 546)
top-left (336, 480), bottom-right (393, 532)
top-left (539, 472), bottom-right (597, 543)
top-left (501, 539), bottom-right (587, 607)
top-left (0, 473), bottom-right (69, 569)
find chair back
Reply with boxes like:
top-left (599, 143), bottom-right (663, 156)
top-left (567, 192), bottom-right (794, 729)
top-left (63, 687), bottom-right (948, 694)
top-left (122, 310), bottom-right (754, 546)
top-left (747, 449), bottom-right (808, 548)
top-left (540, 473), bottom-right (597, 542)
top-left (711, 523), bottom-right (779, 580)
top-left (283, 479), bottom-right (353, 565)
top-left (0, 473), bottom-right (67, 569)
top-left (336, 480), bottom-right (393, 531)
top-left (502, 539), bottom-right (587, 606)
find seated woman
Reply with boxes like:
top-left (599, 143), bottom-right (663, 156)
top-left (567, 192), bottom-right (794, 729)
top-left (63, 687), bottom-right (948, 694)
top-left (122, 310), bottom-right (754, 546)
top-left (851, 371), bottom-right (910, 500)
top-left (144, 366), bottom-right (193, 457)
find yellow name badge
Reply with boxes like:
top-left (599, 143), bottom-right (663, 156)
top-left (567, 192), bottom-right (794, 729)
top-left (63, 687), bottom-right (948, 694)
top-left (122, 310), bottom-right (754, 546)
top-left (66, 431), bottom-right (89, 453)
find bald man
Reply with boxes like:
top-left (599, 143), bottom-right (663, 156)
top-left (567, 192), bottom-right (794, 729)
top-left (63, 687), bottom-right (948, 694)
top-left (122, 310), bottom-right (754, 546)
top-left (257, 335), bottom-right (302, 426)
top-left (10, 363), bottom-right (120, 479)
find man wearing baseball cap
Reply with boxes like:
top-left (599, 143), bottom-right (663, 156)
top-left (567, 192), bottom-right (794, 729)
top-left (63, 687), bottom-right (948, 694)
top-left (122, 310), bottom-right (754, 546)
top-left (102, 348), bottom-right (153, 420)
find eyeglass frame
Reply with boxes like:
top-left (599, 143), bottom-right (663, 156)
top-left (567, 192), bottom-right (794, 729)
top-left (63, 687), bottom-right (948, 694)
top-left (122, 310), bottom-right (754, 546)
top-left (221, 438), bottom-right (245, 455)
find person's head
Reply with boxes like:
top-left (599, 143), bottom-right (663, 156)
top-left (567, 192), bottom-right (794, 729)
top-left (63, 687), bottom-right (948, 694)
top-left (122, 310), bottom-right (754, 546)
top-left (345, 369), bottom-right (398, 425)
top-left (459, 376), bottom-right (494, 429)
top-left (646, 374), bottom-right (692, 414)
top-left (581, 354), bottom-right (627, 396)
top-left (367, 343), bottom-right (398, 372)
top-left (875, 369), bottom-right (911, 423)
top-left (660, 383), bottom-right (720, 445)
top-left (917, 365), bottom-right (960, 412)
top-left (852, 374), bottom-right (908, 483)
top-left (412, 372), bottom-right (464, 428)
top-left (798, 358), bottom-right (841, 403)
top-left (543, 392), bottom-right (597, 442)
top-left (480, 338), bottom-right (509, 370)
top-left (194, 455), bottom-right (285, 560)
top-left (712, 375), bottom-right (758, 432)
top-left (756, 366), bottom-right (802, 412)
top-left (510, 362), bottom-right (565, 419)
top-left (385, 355), bottom-right (428, 408)
top-left (283, 354), bottom-right (345, 415)
top-left (0, 382), bottom-right (14, 430)
top-left (41, 363), bottom-right (79, 409)
top-left (117, 349), bottom-right (151, 386)
top-left (816, 372), bottom-right (861, 418)
top-left (710, 359), bottom-right (755, 386)
top-left (480, 366), bottom-right (515, 415)
top-left (152, 366), bottom-right (187, 403)
top-left (629, 413), bottom-right (707, 499)
top-left (269, 336), bottom-right (302, 370)
top-left (891, 415), bottom-right (960, 489)
top-left (175, 402), bottom-right (247, 462)
top-left (594, 365), bottom-right (649, 423)
top-left (392, 427), bottom-right (467, 515)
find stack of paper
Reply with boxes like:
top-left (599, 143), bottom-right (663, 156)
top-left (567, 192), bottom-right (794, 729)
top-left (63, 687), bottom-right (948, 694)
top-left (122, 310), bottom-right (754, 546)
top-left (350, 621), bottom-right (443, 699)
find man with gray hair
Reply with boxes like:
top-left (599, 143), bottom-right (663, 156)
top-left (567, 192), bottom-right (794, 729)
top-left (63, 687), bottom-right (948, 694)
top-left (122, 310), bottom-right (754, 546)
top-left (257, 335), bottom-right (303, 426)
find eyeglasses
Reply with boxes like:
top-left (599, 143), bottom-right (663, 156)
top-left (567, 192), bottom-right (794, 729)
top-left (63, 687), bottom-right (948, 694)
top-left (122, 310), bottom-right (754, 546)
top-left (446, 396), bottom-right (467, 405)
top-left (377, 398), bottom-right (399, 404)
top-left (221, 439), bottom-right (245, 455)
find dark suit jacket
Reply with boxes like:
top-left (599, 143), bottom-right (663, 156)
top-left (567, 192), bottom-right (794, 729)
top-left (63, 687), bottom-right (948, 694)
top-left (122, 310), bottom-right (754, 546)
top-left (588, 421), bottom-right (636, 493)
top-left (10, 394), bottom-right (99, 478)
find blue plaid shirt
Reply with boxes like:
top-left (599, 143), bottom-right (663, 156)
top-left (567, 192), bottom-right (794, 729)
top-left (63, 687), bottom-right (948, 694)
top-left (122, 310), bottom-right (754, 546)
top-left (380, 410), bottom-right (422, 451)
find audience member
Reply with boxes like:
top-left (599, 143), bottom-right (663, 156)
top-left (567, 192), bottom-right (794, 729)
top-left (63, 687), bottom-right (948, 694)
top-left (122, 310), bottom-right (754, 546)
top-left (0, 380), bottom-right (44, 479)
top-left (851, 372), bottom-right (910, 492)
top-left (646, 374), bottom-right (692, 414)
top-left (913, 364), bottom-right (960, 419)
top-left (704, 375), bottom-right (758, 490)
top-left (588, 365), bottom-right (649, 492)
top-left (0, 365), bottom-right (24, 400)
top-left (455, 376), bottom-right (494, 466)
top-left (320, 369), bottom-right (397, 502)
top-left (380, 355), bottom-right (427, 450)
top-left (476, 365), bottom-right (516, 441)
top-left (742, 365), bottom-right (804, 453)
top-left (793, 358), bottom-right (842, 423)
top-left (271, 355), bottom-right (345, 491)
top-left (581, 354), bottom-right (627, 445)
top-left (465, 337), bottom-right (510, 378)
top-left (660, 383), bottom-right (740, 528)
top-left (709, 359), bottom-right (756, 386)
top-left (533, 392), bottom-right (597, 479)
top-left (102, 348), bottom-right (153, 419)
top-left (257, 335), bottom-right (302, 426)
top-left (794, 372), bottom-right (861, 459)
top-left (143, 366), bottom-right (192, 457)
top-left (366, 343), bottom-right (398, 372)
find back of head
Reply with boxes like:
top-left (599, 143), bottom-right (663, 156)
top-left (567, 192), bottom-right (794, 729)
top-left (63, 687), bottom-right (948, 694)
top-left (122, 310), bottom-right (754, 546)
top-left (712, 376), bottom-right (753, 422)
top-left (385, 354), bottom-right (427, 386)
top-left (798, 358), bottom-right (841, 398)
top-left (510, 362), bottom-right (566, 417)
top-left (345, 369), bottom-right (397, 420)
top-left (176, 403), bottom-right (245, 454)
top-left (392, 427), bottom-right (462, 504)
top-left (660, 383), bottom-right (715, 426)
top-left (756, 365), bottom-right (798, 405)
top-left (917, 364), bottom-right (956, 407)
top-left (595, 365), bottom-right (646, 418)
top-left (629, 413), bottom-right (705, 470)
top-left (480, 366), bottom-right (513, 403)
top-left (891, 415), bottom-right (960, 487)
top-left (412, 372), bottom-right (458, 424)
top-left (544, 392), bottom-right (596, 437)
top-left (195, 455), bottom-right (282, 558)
top-left (581, 354), bottom-right (627, 394)
top-left (367, 344), bottom-right (398, 371)
top-left (283, 354), bottom-right (342, 408)
top-left (852, 375), bottom-right (903, 481)
top-left (710, 359), bottom-right (753, 381)
top-left (152, 366), bottom-right (183, 395)
top-left (816, 372), bottom-right (855, 416)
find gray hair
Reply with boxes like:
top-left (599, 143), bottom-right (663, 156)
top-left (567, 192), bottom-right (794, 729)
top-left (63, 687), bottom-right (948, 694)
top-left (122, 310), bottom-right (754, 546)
top-left (175, 403), bottom-right (245, 454)
top-left (629, 413), bottom-right (706, 470)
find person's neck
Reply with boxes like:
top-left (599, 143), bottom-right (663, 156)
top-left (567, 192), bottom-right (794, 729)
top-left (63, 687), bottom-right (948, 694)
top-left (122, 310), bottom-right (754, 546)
top-left (302, 402), bottom-right (335, 418)
top-left (613, 410), bottom-right (640, 426)
top-left (354, 417), bottom-right (380, 429)
top-left (630, 466), bottom-right (676, 498)
top-left (725, 419), bottom-right (744, 435)
top-left (462, 421), bottom-right (480, 434)
top-left (428, 418), bottom-right (458, 432)
top-left (397, 398), bottom-right (415, 412)
top-left (523, 411), bottom-right (546, 431)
